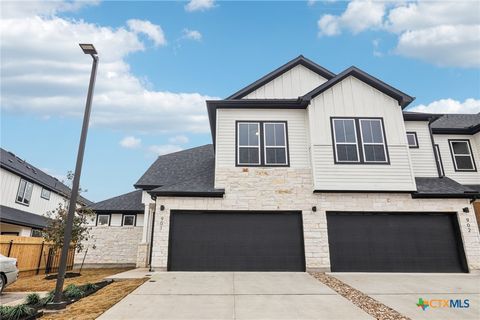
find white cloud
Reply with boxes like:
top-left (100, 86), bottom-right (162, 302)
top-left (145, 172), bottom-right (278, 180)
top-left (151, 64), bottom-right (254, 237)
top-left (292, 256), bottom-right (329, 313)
top-left (408, 98), bottom-right (480, 114)
top-left (183, 28), bottom-right (202, 41)
top-left (1, 4), bottom-right (219, 134)
top-left (127, 19), bottom-right (167, 46)
top-left (168, 135), bottom-right (189, 144)
top-left (307, 0), bottom-right (318, 6)
top-left (316, 1), bottom-right (480, 68)
top-left (120, 136), bottom-right (142, 148)
top-left (372, 38), bottom-right (382, 57)
top-left (318, 0), bottom-right (385, 36)
top-left (148, 144), bottom-right (183, 155)
top-left (0, 0), bottom-right (99, 19)
top-left (185, 0), bottom-right (215, 12)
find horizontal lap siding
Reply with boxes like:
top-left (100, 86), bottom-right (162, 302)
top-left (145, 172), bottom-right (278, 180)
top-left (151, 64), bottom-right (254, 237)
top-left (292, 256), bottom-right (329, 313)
top-left (308, 76), bottom-right (416, 191)
top-left (244, 64), bottom-right (327, 99)
top-left (404, 121), bottom-right (438, 177)
top-left (215, 108), bottom-right (310, 169)
top-left (434, 133), bottom-right (480, 184)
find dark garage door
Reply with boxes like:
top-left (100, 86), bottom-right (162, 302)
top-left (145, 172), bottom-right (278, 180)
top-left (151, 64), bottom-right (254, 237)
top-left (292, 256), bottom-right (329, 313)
top-left (168, 211), bottom-right (305, 271)
top-left (327, 212), bottom-right (468, 273)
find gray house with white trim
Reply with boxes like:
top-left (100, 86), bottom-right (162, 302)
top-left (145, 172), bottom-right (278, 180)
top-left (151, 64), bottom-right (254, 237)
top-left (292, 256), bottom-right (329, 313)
top-left (83, 56), bottom-right (480, 272)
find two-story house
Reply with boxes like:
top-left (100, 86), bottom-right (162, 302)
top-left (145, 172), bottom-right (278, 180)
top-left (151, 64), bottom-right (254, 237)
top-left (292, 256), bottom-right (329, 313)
top-left (0, 148), bottom-right (91, 237)
top-left (81, 56), bottom-right (480, 273)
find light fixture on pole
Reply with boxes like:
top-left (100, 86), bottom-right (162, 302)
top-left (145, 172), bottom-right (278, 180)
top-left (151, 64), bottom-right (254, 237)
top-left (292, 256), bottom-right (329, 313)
top-left (48, 43), bottom-right (98, 309)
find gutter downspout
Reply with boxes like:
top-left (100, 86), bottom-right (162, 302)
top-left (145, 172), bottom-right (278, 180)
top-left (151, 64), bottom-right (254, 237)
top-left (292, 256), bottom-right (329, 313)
top-left (428, 117), bottom-right (443, 178)
top-left (148, 202), bottom-right (156, 272)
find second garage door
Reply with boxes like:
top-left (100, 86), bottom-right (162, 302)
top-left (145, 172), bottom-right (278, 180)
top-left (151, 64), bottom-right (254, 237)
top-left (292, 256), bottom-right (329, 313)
top-left (326, 212), bottom-right (468, 273)
top-left (168, 211), bottom-right (305, 271)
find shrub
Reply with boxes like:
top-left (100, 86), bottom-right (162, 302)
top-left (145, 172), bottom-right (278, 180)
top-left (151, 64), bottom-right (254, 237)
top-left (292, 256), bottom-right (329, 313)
top-left (25, 293), bottom-right (41, 306)
top-left (83, 283), bottom-right (98, 292)
top-left (0, 306), bottom-right (13, 319)
top-left (3, 304), bottom-right (35, 320)
top-left (40, 290), bottom-right (55, 305)
top-left (64, 284), bottom-right (84, 300)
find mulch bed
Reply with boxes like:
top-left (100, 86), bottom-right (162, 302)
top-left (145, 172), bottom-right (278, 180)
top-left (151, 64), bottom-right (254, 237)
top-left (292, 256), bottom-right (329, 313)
top-left (309, 272), bottom-right (411, 320)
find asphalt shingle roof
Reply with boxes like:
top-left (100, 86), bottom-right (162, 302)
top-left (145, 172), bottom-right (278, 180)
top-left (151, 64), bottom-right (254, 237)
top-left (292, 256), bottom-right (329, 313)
top-left (89, 190), bottom-right (144, 212)
top-left (0, 205), bottom-right (51, 229)
top-left (0, 148), bottom-right (92, 205)
top-left (135, 144), bottom-right (224, 197)
top-left (431, 113), bottom-right (480, 130)
top-left (413, 177), bottom-right (479, 198)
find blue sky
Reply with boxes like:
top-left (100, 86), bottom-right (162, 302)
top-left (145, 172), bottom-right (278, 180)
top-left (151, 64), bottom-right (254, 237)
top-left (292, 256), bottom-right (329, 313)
top-left (1, 0), bottom-right (479, 202)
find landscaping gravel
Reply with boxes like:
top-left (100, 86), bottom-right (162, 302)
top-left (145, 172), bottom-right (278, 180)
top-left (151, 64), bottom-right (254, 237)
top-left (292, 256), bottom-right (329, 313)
top-left (309, 272), bottom-right (410, 320)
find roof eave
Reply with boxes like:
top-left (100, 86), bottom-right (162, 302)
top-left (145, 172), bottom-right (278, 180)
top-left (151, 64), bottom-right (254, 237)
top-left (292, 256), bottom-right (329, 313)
top-left (148, 190), bottom-right (225, 198)
top-left (411, 192), bottom-right (480, 199)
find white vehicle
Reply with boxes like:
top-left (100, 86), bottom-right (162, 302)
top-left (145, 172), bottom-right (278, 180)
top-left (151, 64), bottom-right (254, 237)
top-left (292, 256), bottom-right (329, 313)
top-left (0, 254), bottom-right (18, 293)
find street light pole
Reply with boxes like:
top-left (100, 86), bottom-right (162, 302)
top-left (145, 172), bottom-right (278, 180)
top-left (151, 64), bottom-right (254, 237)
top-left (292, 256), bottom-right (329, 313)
top-left (50, 44), bottom-right (98, 309)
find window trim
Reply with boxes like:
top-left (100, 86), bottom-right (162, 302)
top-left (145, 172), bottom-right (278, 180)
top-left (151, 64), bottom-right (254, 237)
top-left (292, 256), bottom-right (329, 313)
top-left (263, 122), bottom-right (289, 166)
top-left (16, 178), bottom-right (33, 206)
top-left (122, 214), bottom-right (136, 227)
top-left (359, 118), bottom-right (389, 164)
top-left (96, 214), bottom-right (111, 226)
top-left (331, 118), bottom-right (360, 163)
top-left (448, 139), bottom-right (477, 172)
top-left (40, 188), bottom-right (51, 200)
top-left (406, 132), bottom-right (419, 148)
top-left (331, 117), bottom-right (390, 165)
top-left (236, 122), bottom-right (261, 166)
top-left (235, 120), bottom-right (290, 167)
top-left (434, 144), bottom-right (445, 177)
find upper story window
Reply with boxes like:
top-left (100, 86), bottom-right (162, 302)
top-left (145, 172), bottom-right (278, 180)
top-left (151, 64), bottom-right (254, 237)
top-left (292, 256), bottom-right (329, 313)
top-left (236, 121), bottom-right (289, 166)
top-left (406, 132), bottom-right (419, 148)
top-left (449, 139), bottom-right (477, 172)
top-left (123, 214), bottom-right (136, 226)
top-left (16, 178), bottom-right (33, 206)
top-left (332, 117), bottom-right (389, 164)
top-left (41, 188), bottom-right (51, 200)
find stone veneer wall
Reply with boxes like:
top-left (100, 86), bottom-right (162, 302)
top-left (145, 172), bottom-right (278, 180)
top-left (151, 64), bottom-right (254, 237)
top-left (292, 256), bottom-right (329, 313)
top-left (74, 226), bottom-right (143, 266)
top-left (150, 167), bottom-right (480, 271)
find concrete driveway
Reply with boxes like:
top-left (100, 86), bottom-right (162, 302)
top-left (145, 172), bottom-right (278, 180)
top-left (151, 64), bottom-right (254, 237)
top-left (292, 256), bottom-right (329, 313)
top-left (98, 272), bottom-right (372, 320)
top-left (332, 273), bottom-right (480, 320)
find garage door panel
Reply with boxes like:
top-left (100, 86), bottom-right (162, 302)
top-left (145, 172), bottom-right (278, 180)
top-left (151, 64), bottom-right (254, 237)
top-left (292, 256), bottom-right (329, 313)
top-left (168, 211), bottom-right (305, 271)
top-left (327, 212), bottom-right (468, 273)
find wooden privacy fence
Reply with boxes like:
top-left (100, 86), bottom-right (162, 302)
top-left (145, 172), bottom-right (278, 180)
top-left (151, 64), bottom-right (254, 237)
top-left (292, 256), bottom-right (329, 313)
top-left (0, 236), bottom-right (75, 276)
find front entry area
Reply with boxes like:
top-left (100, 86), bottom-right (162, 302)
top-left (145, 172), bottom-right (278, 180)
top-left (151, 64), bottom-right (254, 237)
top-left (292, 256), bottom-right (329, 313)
top-left (168, 211), bottom-right (305, 271)
top-left (326, 212), bottom-right (469, 273)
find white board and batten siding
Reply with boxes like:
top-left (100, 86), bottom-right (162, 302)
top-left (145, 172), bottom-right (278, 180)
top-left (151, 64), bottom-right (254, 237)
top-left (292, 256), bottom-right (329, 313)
top-left (0, 168), bottom-right (69, 216)
top-left (404, 121), bottom-right (438, 177)
top-left (433, 133), bottom-right (480, 185)
top-left (243, 64), bottom-right (328, 99)
top-left (308, 76), bottom-right (417, 191)
top-left (215, 108), bottom-right (310, 169)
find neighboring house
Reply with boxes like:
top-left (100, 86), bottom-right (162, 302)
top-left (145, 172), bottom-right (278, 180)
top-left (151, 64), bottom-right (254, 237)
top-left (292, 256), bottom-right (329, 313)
top-left (0, 148), bottom-right (91, 237)
top-left (83, 56), bottom-right (480, 273)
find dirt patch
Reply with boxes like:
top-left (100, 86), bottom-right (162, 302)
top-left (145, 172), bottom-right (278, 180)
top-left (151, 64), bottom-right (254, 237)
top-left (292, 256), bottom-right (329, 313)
top-left (310, 272), bottom-right (410, 320)
top-left (5, 268), bottom-right (132, 292)
top-left (40, 278), bottom-right (148, 320)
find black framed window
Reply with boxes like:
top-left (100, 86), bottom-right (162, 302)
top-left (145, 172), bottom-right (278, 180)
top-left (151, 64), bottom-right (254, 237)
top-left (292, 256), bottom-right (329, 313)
top-left (332, 118), bottom-right (359, 163)
top-left (122, 214), bottom-right (136, 226)
top-left (237, 122), bottom-right (261, 165)
top-left (97, 214), bottom-right (110, 226)
top-left (236, 121), bottom-right (289, 166)
top-left (331, 117), bottom-right (389, 164)
top-left (406, 132), bottom-right (418, 148)
top-left (449, 140), bottom-right (477, 172)
top-left (359, 119), bottom-right (388, 163)
top-left (41, 188), bottom-right (51, 200)
top-left (16, 178), bottom-right (33, 206)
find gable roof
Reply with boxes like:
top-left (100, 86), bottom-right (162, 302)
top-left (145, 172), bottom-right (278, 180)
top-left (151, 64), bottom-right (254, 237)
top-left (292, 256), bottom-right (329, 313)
top-left (303, 66), bottom-right (415, 108)
top-left (0, 148), bottom-right (92, 206)
top-left (430, 113), bottom-right (480, 134)
top-left (0, 205), bottom-right (51, 229)
top-left (226, 55), bottom-right (335, 100)
top-left (135, 144), bottom-right (224, 197)
top-left (89, 190), bottom-right (144, 212)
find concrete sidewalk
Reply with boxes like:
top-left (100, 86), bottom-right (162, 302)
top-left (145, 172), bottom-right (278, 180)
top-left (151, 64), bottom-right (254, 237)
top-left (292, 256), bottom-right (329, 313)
top-left (332, 273), bottom-right (480, 320)
top-left (98, 272), bottom-right (372, 320)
